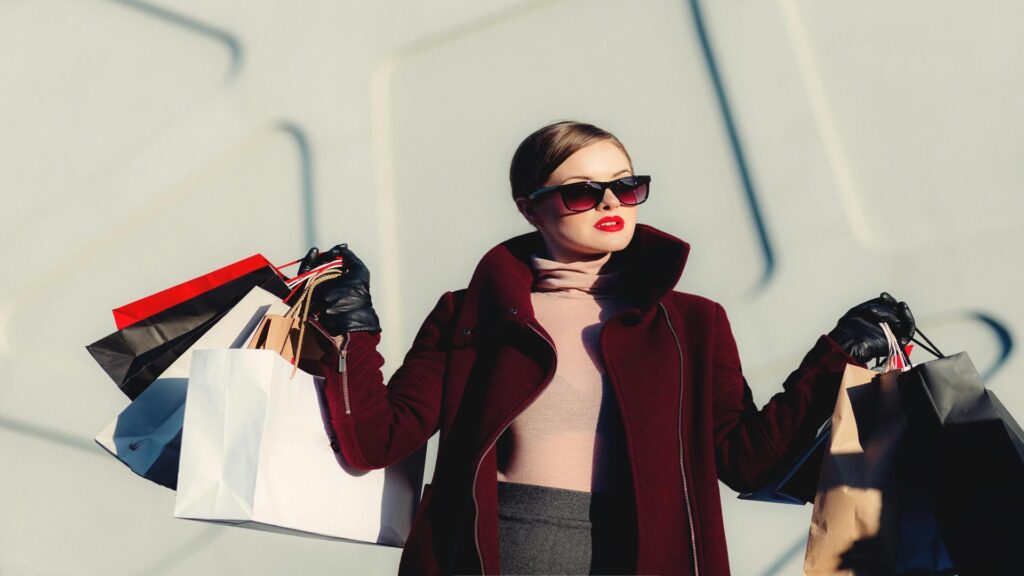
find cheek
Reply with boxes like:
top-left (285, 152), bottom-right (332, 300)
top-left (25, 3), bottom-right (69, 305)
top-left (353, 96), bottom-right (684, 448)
top-left (555, 214), bottom-right (595, 238)
top-left (533, 197), bottom-right (569, 223)
top-left (620, 210), bottom-right (636, 224)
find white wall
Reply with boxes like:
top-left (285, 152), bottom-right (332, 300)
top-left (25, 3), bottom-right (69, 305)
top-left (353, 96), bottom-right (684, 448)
top-left (1, 1), bottom-right (1020, 574)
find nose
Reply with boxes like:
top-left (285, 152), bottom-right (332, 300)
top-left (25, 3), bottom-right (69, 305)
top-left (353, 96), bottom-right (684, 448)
top-left (597, 187), bottom-right (620, 210)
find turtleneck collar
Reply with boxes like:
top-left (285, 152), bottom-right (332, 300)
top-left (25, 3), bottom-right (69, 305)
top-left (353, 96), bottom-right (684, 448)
top-left (529, 252), bottom-right (626, 297)
top-left (460, 224), bottom-right (691, 327)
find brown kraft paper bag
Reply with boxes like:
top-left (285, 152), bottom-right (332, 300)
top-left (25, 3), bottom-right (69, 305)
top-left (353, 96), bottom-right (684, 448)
top-left (246, 270), bottom-right (342, 369)
top-left (804, 363), bottom-right (906, 575)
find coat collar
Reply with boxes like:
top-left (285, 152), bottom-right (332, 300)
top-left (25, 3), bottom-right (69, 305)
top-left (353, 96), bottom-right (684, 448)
top-left (464, 224), bottom-right (691, 326)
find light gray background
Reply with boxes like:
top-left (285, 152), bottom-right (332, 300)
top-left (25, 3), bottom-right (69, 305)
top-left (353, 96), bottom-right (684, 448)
top-left (2, 0), bottom-right (1020, 574)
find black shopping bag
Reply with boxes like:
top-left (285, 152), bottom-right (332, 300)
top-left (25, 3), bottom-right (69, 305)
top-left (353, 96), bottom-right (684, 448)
top-left (739, 420), bottom-right (830, 505)
top-left (898, 351), bottom-right (1024, 574)
top-left (87, 266), bottom-right (289, 399)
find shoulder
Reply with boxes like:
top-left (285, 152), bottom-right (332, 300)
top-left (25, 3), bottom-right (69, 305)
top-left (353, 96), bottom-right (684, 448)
top-left (428, 288), bottom-right (471, 328)
top-left (424, 289), bottom-right (467, 311)
top-left (661, 291), bottom-right (733, 334)
top-left (661, 292), bottom-right (739, 353)
top-left (663, 290), bottom-right (724, 317)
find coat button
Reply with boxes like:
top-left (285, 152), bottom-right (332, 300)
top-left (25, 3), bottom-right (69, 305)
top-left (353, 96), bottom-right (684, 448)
top-left (508, 307), bottom-right (518, 315)
top-left (462, 328), bottom-right (473, 336)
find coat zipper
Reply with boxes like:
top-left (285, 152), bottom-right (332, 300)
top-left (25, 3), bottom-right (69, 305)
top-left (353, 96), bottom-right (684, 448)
top-left (471, 322), bottom-right (556, 575)
top-left (659, 302), bottom-right (699, 576)
top-left (338, 334), bottom-right (351, 414)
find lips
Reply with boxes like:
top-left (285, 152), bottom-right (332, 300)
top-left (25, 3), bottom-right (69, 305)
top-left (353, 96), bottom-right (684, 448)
top-left (594, 215), bottom-right (624, 232)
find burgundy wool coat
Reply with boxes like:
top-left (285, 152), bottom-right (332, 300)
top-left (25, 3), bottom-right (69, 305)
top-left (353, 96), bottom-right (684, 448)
top-left (317, 223), bottom-right (858, 575)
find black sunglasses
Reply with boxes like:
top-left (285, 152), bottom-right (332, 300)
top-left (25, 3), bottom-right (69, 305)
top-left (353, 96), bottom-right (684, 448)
top-left (527, 175), bottom-right (651, 212)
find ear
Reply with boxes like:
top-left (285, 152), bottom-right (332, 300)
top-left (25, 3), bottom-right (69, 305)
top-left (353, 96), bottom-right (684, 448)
top-left (515, 197), bottom-right (540, 226)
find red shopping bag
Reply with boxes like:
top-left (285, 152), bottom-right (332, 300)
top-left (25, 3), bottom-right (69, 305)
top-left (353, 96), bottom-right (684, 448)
top-left (113, 254), bottom-right (282, 329)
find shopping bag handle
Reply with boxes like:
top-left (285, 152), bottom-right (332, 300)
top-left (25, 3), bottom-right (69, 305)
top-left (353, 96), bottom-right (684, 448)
top-left (283, 268), bottom-right (343, 377)
top-left (880, 322), bottom-right (911, 370)
top-left (911, 328), bottom-right (944, 359)
top-left (875, 323), bottom-right (945, 369)
top-left (273, 257), bottom-right (346, 304)
top-left (275, 257), bottom-right (345, 284)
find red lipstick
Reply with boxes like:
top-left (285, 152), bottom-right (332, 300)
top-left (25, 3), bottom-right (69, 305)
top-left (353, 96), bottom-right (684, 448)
top-left (594, 215), bottom-right (624, 232)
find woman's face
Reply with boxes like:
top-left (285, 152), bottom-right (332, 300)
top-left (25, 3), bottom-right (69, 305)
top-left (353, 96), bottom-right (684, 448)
top-left (515, 139), bottom-right (637, 263)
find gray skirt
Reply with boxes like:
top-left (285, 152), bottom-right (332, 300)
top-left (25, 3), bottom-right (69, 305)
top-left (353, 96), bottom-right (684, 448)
top-left (497, 481), bottom-right (638, 575)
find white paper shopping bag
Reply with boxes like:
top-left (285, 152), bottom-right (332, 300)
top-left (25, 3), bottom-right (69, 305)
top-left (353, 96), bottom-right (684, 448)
top-left (94, 286), bottom-right (289, 488)
top-left (174, 348), bottom-right (424, 546)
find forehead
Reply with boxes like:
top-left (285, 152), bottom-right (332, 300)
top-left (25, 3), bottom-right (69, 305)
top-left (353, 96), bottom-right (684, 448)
top-left (547, 140), bottom-right (632, 184)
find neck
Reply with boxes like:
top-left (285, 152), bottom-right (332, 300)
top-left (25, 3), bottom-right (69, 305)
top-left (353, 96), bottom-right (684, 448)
top-left (540, 240), bottom-right (614, 267)
top-left (530, 252), bottom-right (625, 295)
top-left (541, 249), bottom-right (613, 269)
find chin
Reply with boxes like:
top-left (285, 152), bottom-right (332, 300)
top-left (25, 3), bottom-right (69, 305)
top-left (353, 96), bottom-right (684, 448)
top-left (548, 224), bottom-right (636, 259)
top-left (577, 230), bottom-right (633, 254)
top-left (599, 225), bottom-right (635, 250)
top-left (604, 238), bottom-right (632, 253)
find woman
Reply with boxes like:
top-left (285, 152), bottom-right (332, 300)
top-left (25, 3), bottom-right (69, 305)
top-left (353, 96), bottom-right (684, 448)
top-left (299, 121), bottom-right (915, 575)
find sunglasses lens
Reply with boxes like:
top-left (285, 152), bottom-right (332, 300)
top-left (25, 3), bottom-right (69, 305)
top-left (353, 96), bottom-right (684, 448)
top-left (554, 177), bottom-right (649, 211)
top-left (612, 178), bottom-right (649, 205)
top-left (561, 183), bottom-right (603, 211)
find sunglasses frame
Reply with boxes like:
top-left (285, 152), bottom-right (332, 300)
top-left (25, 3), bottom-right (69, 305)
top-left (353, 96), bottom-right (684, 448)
top-left (526, 175), bottom-right (651, 212)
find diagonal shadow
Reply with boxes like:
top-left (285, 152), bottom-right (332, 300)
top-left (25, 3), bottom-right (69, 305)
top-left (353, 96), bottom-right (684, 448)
top-left (0, 414), bottom-right (99, 455)
top-left (970, 311), bottom-right (1013, 382)
top-left (276, 122), bottom-right (318, 250)
top-left (759, 534), bottom-right (809, 576)
top-left (686, 0), bottom-right (776, 292)
top-left (104, 0), bottom-right (243, 80)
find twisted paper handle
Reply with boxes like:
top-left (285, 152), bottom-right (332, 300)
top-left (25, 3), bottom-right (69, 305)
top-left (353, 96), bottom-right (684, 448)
top-left (284, 269), bottom-right (342, 378)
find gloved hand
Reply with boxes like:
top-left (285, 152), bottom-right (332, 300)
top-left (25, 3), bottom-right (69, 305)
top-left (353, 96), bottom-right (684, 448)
top-left (828, 292), bottom-right (916, 365)
top-left (298, 243), bottom-right (381, 336)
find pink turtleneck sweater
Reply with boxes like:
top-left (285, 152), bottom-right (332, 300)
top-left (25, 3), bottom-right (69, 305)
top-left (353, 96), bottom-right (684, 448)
top-left (495, 252), bottom-right (634, 494)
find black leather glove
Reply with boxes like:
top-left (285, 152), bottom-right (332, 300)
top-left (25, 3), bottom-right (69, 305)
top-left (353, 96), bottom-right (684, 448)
top-left (298, 244), bottom-right (382, 336)
top-left (828, 292), bottom-right (916, 365)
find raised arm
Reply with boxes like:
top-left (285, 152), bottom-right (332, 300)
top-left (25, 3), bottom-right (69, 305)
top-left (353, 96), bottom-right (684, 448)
top-left (298, 244), bottom-right (455, 470)
top-left (712, 293), bottom-right (915, 492)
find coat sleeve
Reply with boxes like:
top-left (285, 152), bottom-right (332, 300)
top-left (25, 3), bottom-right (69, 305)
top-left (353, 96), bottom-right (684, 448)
top-left (710, 302), bottom-right (859, 493)
top-left (315, 291), bottom-right (456, 470)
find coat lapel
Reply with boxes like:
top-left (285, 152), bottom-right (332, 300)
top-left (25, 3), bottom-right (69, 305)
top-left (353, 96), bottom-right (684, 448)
top-left (458, 224), bottom-right (690, 325)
